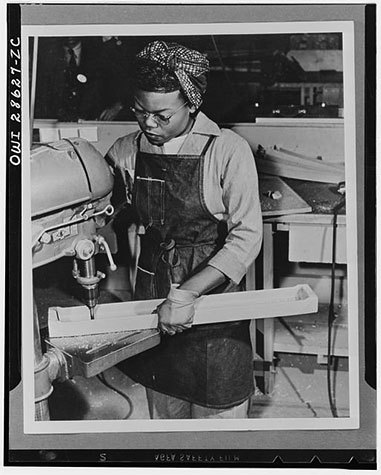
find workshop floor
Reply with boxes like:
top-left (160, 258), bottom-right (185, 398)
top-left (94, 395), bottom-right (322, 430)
top-left (48, 351), bottom-right (349, 420)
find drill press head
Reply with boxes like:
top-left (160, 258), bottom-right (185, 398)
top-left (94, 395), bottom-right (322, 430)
top-left (31, 138), bottom-right (117, 318)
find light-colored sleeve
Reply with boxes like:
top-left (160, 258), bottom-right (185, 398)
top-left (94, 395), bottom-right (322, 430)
top-left (207, 131), bottom-right (263, 284)
top-left (105, 132), bottom-right (138, 203)
top-left (106, 132), bottom-right (138, 174)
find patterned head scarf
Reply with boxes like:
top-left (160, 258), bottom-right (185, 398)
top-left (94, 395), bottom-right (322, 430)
top-left (136, 41), bottom-right (209, 109)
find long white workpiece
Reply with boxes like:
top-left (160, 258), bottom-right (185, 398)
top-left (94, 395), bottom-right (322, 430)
top-left (48, 284), bottom-right (317, 338)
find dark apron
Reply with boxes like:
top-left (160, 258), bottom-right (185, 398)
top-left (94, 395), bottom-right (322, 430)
top-left (118, 133), bottom-right (254, 409)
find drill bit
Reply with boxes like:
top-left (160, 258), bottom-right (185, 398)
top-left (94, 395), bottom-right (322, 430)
top-left (89, 306), bottom-right (95, 320)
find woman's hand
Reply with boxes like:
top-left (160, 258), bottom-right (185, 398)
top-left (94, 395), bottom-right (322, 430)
top-left (157, 287), bottom-right (199, 336)
top-left (157, 266), bottom-right (228, 335)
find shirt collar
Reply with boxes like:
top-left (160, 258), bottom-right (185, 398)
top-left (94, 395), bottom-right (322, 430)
top-left (102, 36), bottom-right (119, 43)
top-left (64, 43), bottom-right (81, 57)
top-left (72, 43), bottom-right (82, 56)
top-left (137, 111), bottom-right (221, 154)
top-left (190, 111), bottom-right (221, 137)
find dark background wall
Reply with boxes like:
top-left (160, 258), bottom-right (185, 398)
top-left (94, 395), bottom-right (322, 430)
top-left (33, 32), bottom-right (343, 122)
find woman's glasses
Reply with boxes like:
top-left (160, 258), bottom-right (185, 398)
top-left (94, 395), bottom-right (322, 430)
top-left (130, 102), bottom-right (188, 126)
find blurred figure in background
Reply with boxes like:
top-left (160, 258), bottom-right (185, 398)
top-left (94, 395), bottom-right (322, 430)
top-left (34, 36), bottom-right (131, 122)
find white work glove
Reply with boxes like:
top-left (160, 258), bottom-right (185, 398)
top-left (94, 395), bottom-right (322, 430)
top-left (156, 287), bottom-right (199, 336)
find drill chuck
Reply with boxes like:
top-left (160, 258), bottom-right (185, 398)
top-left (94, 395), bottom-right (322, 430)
top-left (72, 250), bottom-right (105, 318)
top-left (83, 284), bottom-right (99, 309)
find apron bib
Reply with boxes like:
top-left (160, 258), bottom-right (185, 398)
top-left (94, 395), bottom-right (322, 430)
top-left (118, 134), bottom-right (254, 409)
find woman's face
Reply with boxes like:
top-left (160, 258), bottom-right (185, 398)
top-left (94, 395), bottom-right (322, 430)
top-left (133, 89), bottom-right (195, 146)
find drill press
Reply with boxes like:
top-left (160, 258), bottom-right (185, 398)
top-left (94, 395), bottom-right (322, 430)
top-left (31, 138), bottom-right (159, 419)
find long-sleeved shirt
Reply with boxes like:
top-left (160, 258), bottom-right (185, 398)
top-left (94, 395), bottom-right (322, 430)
top-left (106, 111), bottom-right (263, 284)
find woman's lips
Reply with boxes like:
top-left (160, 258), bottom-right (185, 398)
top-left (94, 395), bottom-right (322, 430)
top-left (144, 131), bottom-right (162, 142)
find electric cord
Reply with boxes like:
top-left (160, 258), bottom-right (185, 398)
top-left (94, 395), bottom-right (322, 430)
top-left (327, 194), bottom-right (346, 418)
top-left (97, 371), bottom-right (134, 419)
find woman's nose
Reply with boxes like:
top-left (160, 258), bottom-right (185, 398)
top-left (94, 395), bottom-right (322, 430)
top-left (144, 114), bottom-right (159, 128)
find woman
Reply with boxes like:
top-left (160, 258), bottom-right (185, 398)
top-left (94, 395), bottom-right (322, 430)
top-left (107, 41), bottom-right (263, 419)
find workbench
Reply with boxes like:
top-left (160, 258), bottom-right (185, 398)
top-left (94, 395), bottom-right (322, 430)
top-left (248, 178), bottom-right (347, 394)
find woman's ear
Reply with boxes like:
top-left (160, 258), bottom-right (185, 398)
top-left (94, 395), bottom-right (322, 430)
top-left (188, 104), bottom-right (197, 114)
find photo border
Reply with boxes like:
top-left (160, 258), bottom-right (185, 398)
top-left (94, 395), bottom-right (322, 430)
top-left (5, 4), bottom-right (375, 466)
top-left (22, 19), bottom-right (359, 434)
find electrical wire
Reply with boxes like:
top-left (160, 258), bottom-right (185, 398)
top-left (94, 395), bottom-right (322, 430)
top-left (327, 195), bottom-right (346, 418)
top-left (96, 371), bottom-right (134, 419)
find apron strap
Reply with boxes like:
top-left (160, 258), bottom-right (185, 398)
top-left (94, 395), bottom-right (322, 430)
top-left (137, 130), bottom-right (144, 151)
top-left (200, 135), bottom-right (216, 157)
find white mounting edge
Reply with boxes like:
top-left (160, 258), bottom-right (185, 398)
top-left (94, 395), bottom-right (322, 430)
top-left (48, 284), bottom-right (318, 338)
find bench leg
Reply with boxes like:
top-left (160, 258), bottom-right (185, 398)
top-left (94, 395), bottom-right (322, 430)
top-left (263, 222), bottom-right (276, 394)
